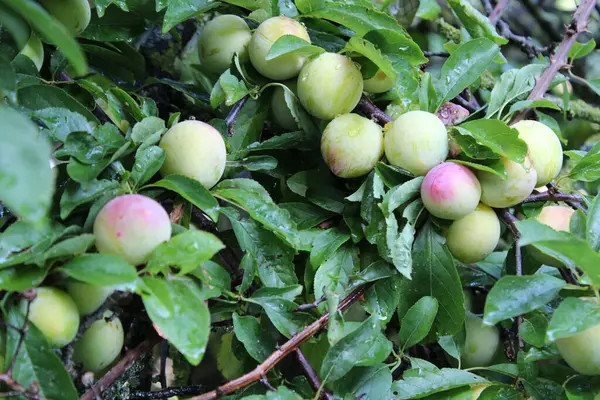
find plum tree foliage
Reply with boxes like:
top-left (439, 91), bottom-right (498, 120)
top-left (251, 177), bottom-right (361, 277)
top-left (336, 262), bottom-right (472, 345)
top-left (2, 0), bottom-right (600, 398)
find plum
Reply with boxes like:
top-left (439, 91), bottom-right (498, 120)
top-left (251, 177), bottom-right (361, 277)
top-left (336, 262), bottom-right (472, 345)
top-left (93, 194), bottom-right (172, 265)
top-left (271, 82), bottom-right (299, 131)
top-left (159, 120), bottom-right (227, 189)
top-left (477, 157), bottom-right (537, 208)
top-left (320, 113), bottom-right (384, 178)
top-left (39, 0), bottom-right (91, 35)
top-left (556, 304), bottom-right (600, 375)
top-left (19, 34), bottom-right (44, 71)
top-left (363, 70), bottom-right (394, 94)
top-left (248, 16), bottom-right (310, 80)
top-left (513, 120), bottom-right (563, 187)
top-left (421, 162), bottom-right (481, 220)
top-left (198, 15), bottom-right (252, 74)
top-left (531, 205), bottom-right (575, 267)
top-left (66, 281), bottom-right (113, 316)
top-left (74, 311), bottom-right (124, 372)
top-left (446, 204), bottom-right (501, 263)
top-left (297, 52), bottom-right (363, 120)
top-left (21, 287), bottom-right (80, 348)
top-left (384, 110), bottom-right (448, 176)
top-left (461, 314), bottom-right (500, 368)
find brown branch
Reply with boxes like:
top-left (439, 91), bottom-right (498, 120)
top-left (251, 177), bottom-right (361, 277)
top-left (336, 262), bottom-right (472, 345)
top-left (489, 0), bottom-right (510, 24)
top-left (295, 295), bottom-right (326, 312)
top-left (188, 285), bottom-right (368, 400)
top-left (522, 192), bottom-right (584, 204)
top-left (356, 97), bottom-right (392, 126)
top-left (296, 349), bottom-right (333, 400)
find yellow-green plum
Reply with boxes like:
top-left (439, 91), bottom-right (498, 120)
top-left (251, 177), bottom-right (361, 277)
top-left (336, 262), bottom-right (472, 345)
top-left (421, 162), bottom-right (481, 220)
top-left (513, 120), bottom-right (563, 187)
top-left (363, 70), bottom-right (394, 94)
top-left (159, 120), bottom-right (227, 189)
top-left (297, 52), bottom-right (363, 120)
top-left (446, 204), bottom-right (501, 263)
top-left (74, 312), bottom-right (124, 372)
top-left (19, 34), bottom-right (44, 71)
top-left (249, 16), bottom-right (311, 80)
top-left (21, 287), bottom-right (80, 348)
top-left (39, 0), bottom-right (91, 35)
top-left (320, 113), bottom-right (383, 178)
top-left (199, 15), bottom-right (251, 74)
top-left (66, 281), bottom-right (113, 316)
top-left (556, 320), bottom-right (600, 375)
top-left (552, 81), bottom-right (573, 96)
top-left (461, 314), bottom-right (500, 368)
top-left (531, 205), bottom-right (575, 267)
top-left (271, 82), bottom-right (298, 131)
top-left (93, 194), bottom-right (172, 265)
top-left (384, 110), bottom-right (448, 176)
top-left (477, 157), bottom-right (537, 208)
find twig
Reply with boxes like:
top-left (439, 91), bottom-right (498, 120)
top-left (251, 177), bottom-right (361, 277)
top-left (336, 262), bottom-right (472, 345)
top-left (423, 51), bottom-right (450, 58)
top-left (295, 349), bottom-right (333, 400)
top-left (188, 285), bottom-right (369, 400)
top-left (356, 97), bottom-right (392, 126)
top-left (79, 335), bottom-right (162, 400)
top-left (522, 192), bottom-right (584, 204)
top-left (295, 295), bottom-right (326, 312)
top-left (225, 96), bottom-right (249, 136)
top-left (259, 377), bottom-right (275, 392)
top-left (489, 0), bottom-right (510, 24)
top-left (130, 386), bottom-right (205, 399)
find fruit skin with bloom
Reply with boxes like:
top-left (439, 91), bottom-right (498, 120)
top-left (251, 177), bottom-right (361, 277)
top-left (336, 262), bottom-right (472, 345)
top-left (93, 194), bottom-right (172, 265)
top-left (39, 0), bottom-right (91, 35)
top-left (556, 318), bottom-right (600, 375)
top-left (249, 16), bottom-right (311, 80)
top-left (531, 205), bottom-right (575, 267)
top-left (446, 203), bottom-right (501, 263)
top-left (198, 15), bottom-right (252, 74)
top-left (74, 311), bottom-right (124, 372)
top-left (320, 113), bottom-right (383, 178)
top-left (363, 70), bottom-right (394, 94)
top-left (461, 314), bottom-right (500, 368)
top-left (297, 52), bottom-right (363, 120)
top-left (271, 81), bottom-right (299, 131)
top-left (477, 157), bottom-right (537, 208)
top-left (384, 110), bottom-right (448, 176)
top-left (513, 120), bottom-right (563, 187)
top-left (421, 162), bottom-right (481, 220)
top-left (20, 287), bottom-right (80, 348)
top-left (19, 34), bottom-right (44, 71)
top-left (159, 120), bottom-right (227, 189)
top-left (66, 281), bottom-right (114, 316)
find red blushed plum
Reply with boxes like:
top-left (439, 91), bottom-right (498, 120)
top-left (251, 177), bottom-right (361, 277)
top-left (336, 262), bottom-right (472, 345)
top-left (513, 120), bottom-right (563, 187)
top-left (384, 111), bottom-right (448, 176)
top-left (93, 194), bottom-right (172, 265)
top-left (297, 52), bottom-right (363, 120)
top-left (421, 162), bottom-right (481, 220)
top-left (321, 113), bottom-right (384, 178)
top-left (249, 16), bottom-right (311, 80)
top-left (159, 120), bottom-right (227, 189)
top-left (477, 157), bottom-right (537, 208)
top-left (198, 15), bottom-right (252, 74)
top-left (556, 319), bottom-right (600, 375)
top-left (446, 204), bottom-right (501, 263)
top-left (363, 70), bottom-right (394, 94)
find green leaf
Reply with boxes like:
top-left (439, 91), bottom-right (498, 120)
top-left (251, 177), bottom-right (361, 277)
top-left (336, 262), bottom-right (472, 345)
top-left (6, 308), bottom-right (78, 400)
top-left (130, 116), bottom-right (166, 144)
top-left (249, 288), bottom-right (313, 338)
top-left (145, 230), bottom-right (225, 275)
top-left (0, 107), bottom-right (55, 225)
top-left (417, 0), bottom-right (441, 20)
top-left (0, 221), bottom-right (67, 268)
top-left (0, 265), bottom-right (47, 291)
top-left (314, 244), bottom-right (356, 300)
top-left (569, 39), bottom-right (596, 61)
top-left (479, 385), bottom-right (522, 400)
top-left (435, 38), bottom-right (499, 110)
top-left (384, 214), bottom-right (415, 278)
top-left (569, 141), bottom-right (600, 182)
top-left (266, 35), bottom-right (325, 60)
top-left (381, 177), bottom-right (424, 216)
top-left (310, 228), bottom-right (351, 269)
top-left (321, 315), bottom-right (392, 381)
top-left (217, 70), bottom-right (250, 107)
top-left (280, 202), bottom-right (335, 230)
top-left (483, 275), bottom-right (566, 325)
top-left (399, 296), bottom-right (439, 350)
top-left (447, 0), bottom-right (508, 45)
top-left (507, 99), bottom-right (561, 115)
top-left (546, 297), bottom-right (600, 342)
top-left (18, 85), bottom-right (97, 122)
top-left (332, 365), bottom-right (393, 400)
top-left (233, 313), bottom-right (277, 362)
top-left (3, 0), bottom-right (87, 75)
top-left (391, 368), bottom-right (487, 399)
top-left (364, 276), bottom-right (401, 323)
top-left (59, 254), bottom-right (138, 285)
top-left (146, 174), bottom-right (219, 222)
top-left (454, 119), bottom-right (528, 163)
top-left (241, 386), bottom-right (303, 400)
top-left (162, 0), bottom-right (218, 33)
top-left (141, 276), bottom-right (210, 365)
top-left (344, 36), bottom-right (397, 80)
top-left (31, 107), bottom-right (96, 143)
top-left (43, 234), bottom-right (95, 261)
top-left (520, 313), bottom-right (549, 348)
top-left (130, 146), bottom-right (166, 187)
top-left (587, 194), bottom-right (600, 251)
top-left (486, 64), bottom-right (546, 118)
top-left (60, 179), bottom-right (120, 219)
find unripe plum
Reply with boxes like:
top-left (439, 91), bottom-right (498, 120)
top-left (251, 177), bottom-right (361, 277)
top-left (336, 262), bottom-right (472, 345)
top-left (320, 113), bottom-right (383, 178)
top-left (93, 194), bottom-right (172, 265)
top-left (74, 312), bottom-right (124, 372)
top-left (248, 16), bottom-right (311, 80)
top-left (66, 281), bottom-right (113, 316)
top-left (384, 111), bottom-right (448, 176)
top-left (531, 205), bottom-right (575, 267)
top-left (461, 314), bottom-right (500, 368)
top-left (513, 120), bottom-right (563, 187)
top-left (421, 162), bottom-right (481, 220)
top-left (297, 52), bottom-right (363, 120)
top-left (446, 204), bottom-right (501, 263)
top-left (551, 81), bottom-right (573, 96)
top-left (198, 15), bottom-right (252, 74)
top-left (39, 0), bottom-right (91, 35)
top-left (363, 70), bottom-right (394, 94)
top-left (159, 120), bottom-right (227, 189)
top-left (477, 157), bottom-right (537, 208)
top-left (19, 34), bottom-right (44, 71)
top-left (21, 287), bottom-right (80, 348)
top-left (271, 82), bottom-right (298, 131)
top-left (556, 320), bottom-right (600, 375)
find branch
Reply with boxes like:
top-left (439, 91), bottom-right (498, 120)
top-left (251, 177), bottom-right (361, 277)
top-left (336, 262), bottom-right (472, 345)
top-left (188, 285), bottom-right (369, 400)
top-left (489, 0), bottom-right (510, 24)
top-left (295, 295), bottom-right (326, 312)
top-left (296, 349), bottom-right (333, 400)
top-left (131, 386), bottom-right (205, 399)
top-left (356, 97), bottom-right (392, 125)
top-left (225, 96), bottom-right (249, 136)
top-left (522, 191), bottom-right (584, 204)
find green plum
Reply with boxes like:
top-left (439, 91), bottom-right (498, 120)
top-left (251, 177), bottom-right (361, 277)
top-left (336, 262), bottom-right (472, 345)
top-left (446, 203), bottom-right (501, 263)
top-left (363, 69), bottom-right (394, 94)
top-left (297, 52), bottom-right (363, 120)
top-left (19, 34), bottom-right (44, 71)
top-left (556, 304), bottom-right (600, 375)
top-left (320, 113), bottom-right (384, 178)
top-left (39, 0), bottom-right (91, 35)
top-left (74, 311), bottom-right (124, 372)
top-left (461, 314), bottom-right (500, 368)
top-left (198, 14), bottom-right (252, 74)
top-left (159, 120), bottom-right (227, 189)
top-left (271, 82), bottom-right (299, 131)
top-left (66, 281), bottom-right (114, 316)
top-left (477, 157), bottom-right (537, 208)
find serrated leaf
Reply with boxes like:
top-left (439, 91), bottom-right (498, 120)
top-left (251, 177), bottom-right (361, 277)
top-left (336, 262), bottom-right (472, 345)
top-left (162, 0), bottom-right (218, 33)
top-left (486, 64), bottom-right (546, 118)
top-left (266, 34), bottom-right (324, 60)
top-left (233, 313), bottom-right (277, 362)
top-left (454, 119), bottom-right (528, 163)
top-left (43, 234), bottom-right (95, 261)
top-left (60, 179), bottom-right (120, 219)
top-left (130, 146), bottom-right (166, 187)
top-left (249, 288), bottom-right (312, 338)
top-left (391, 368), bottom-right (487, 399)
top-left (447, 0), bottom-right (508, 45)
top-left (332, 364), bottom-right (393, 400)
top-left (314, 244), bottom-right (355, 300)
top-left (59, 254), bottom-right (138, 285)
top-left (364, 277), bottom-right (401, 323)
